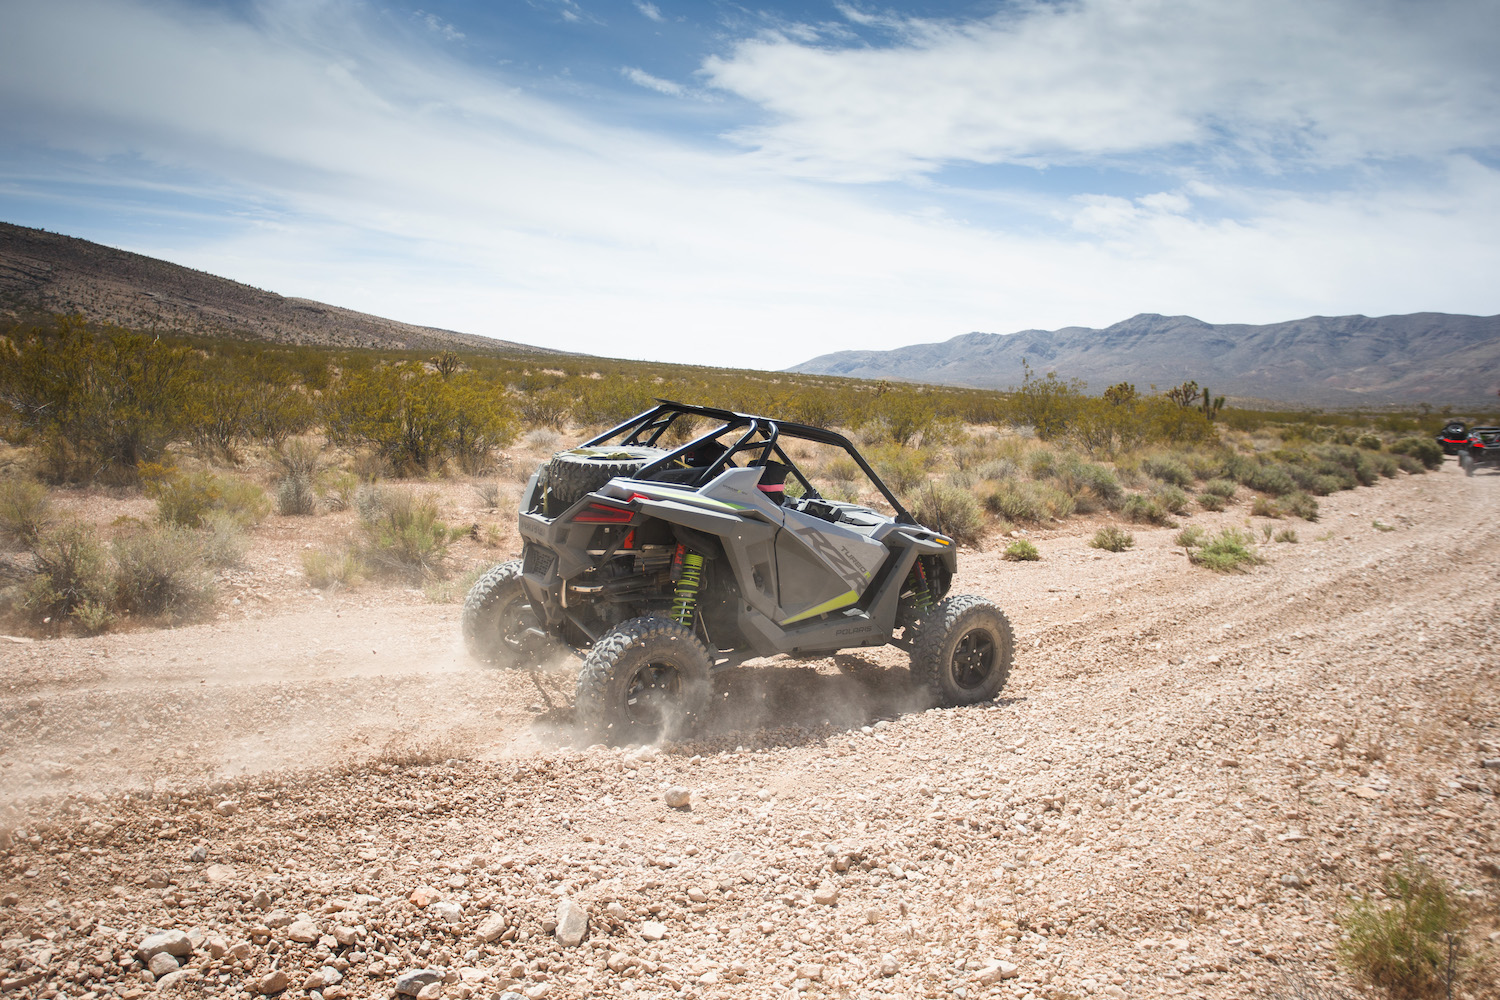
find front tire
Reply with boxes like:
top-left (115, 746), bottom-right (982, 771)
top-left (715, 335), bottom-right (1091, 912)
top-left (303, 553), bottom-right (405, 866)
top-left (462, 560), bottom-right (555, 668)
top-left (1461, 452), bottom-right (1475, 476)
top-left (575, 617), bottom-right (712, 745)
top-left (912, 595), bottom-right (1014, 706)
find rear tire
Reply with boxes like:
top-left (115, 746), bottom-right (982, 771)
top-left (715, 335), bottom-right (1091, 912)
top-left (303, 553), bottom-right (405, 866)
top-left (912, 595), bottom-right (1014, 706)
top-left (1461, 453), bottom-right (1475, 476)
top-left (575, 617), bottom-right (712, 745)
top-left (462, 560), bottom-right (556, 668)
top-left (544, 446), bottom-right (666, 514)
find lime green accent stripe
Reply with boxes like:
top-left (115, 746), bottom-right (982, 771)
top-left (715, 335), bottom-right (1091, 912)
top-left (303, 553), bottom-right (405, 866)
top-left (634, 484), bottom-right (749, 511)
top-left (780, 589), bottom-right (859, 625)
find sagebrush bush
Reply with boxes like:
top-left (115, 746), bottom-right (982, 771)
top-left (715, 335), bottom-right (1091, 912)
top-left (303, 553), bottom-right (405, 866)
top-left (198, 511), bottom-right (249, 569)
top-left (1002, 539), bottom-right (1039, 561)
top-left (1122, 493), bottom-right (1176, 526)
top-left (1189, 528), bottom-right (1264, 572)
top-left (1251, 496), bottom-right (1284, 518)
top-left (1089, 526), bottom-right (1134, 552)
top-left (1151, 482), bottom-right (1190, 515)
top-left (303, 546), bottom-right (364, 589)
top-left (1175, 525), bottom-right (1206, 548)
top-left (276, 474), bottom-right (318, 516)
top-left (321, 470), bottom-right (360, 511)
top-left (1356, 433), bottom-right (1382, 450)
top-left (0, 479), bottom-right (51, 548)
top-left (112, 525), bottom-right (214, 620)
top-left (1197, 492), bottom-right (1227, 512)
top-left (912, 481), bottom-right (984, 547)
top-left (872, 449), bottom-right (928, 494)
top-left (1274, 528), bottom-right (1299, 543)
top-left (973, 458), bottom-right (1019, 482)
top-left (145, 466), bottom-right (268, 528)
top-left (21, 521), bottom-right (113, 625)
top-left (1394, 454), bottom-right (1426, 475)
top-left (1050, 453), bottom-right (1122, 513)
top-left (1141, 453), bottom-right (1194, 488)
top-left (355, 484), bottom-right (391, 522)
top-left (1202, 478), bottom-right (1237, 499)
top-left (359, 489), bottom-right (450, 578)
top-left (524, 427), bottom-right (563, 451)
top-left (1284, 490), bottom-right (1320, 521)
top-left (1339, 860), bottom-right (1471, 999)
top-left (1388, 437), bottom-right (1443, 470)
top-left (276, 438), bottom-right (323, 480)
top-left (1241, 461), bottom-right (1297, 496)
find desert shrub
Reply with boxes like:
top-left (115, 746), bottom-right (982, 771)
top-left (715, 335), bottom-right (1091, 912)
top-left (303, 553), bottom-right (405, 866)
top-left (1283, 491), bottom-right (1320, 521)
top-left (1202, 478), bottom-right (1237, 499)
top-left (1241, 461), bottom-right (1297, 497)
top-left (1300, 471), bottom-right (1348, 496)
top-left (1151, 482), bottom-right (1190, 515)
top-left (524, 427), bottom-right (563, 452)
top-left (1371, 453), bottom-right (1400, 478)
top-left (1027, 449), bottom-right (1058, 479)
top-left (1188, 528), bottom-right (1264, 572)
top-left (0, 479), bottom-right (51, 548)
top-left (517, 388), bottom-right (571, 429)
top-left (320, 470), bottom-right (360, 511)
top-left (302, 546), bottom-right (364, 589)
top-left (911, 481), bottom-right (984, 547)
top-left (198, 512), bottom-right (249, 569)
top-left (355, 484), bottom-right (391, 522)
top-left (472, 480), bottom-right (502, 509)
top-left (1388, 437), bottom-right (1443, 470)
top-left (144, 466), bottom-right (268, 528)
top-left (1141, 453), bottom-right (1194, 488)
top-left (1251, 496), bottom-right (1284, 518)
top-left (974, 458), bottom-right (1019, 482)
top-left (1274, 528), bottom-right (1299, 543)
top-left (1394, 454), bottom-right (1426, 475)
top-left (1122, 493), bottom-right (1176, 526)
top-left (1197, 492), bottom-right (1226, 512)
top-left (21, 521), bottom-right (113, 626)
top-left (817, 479), bottom-right (861, 503)
top-left (1050, 453), bottom-right (1122, 512)
top-left (423, 565), bottom-right (487, 604)
top-left (359, 489), bottom-right (450, 578)
top-left (820, 454), bottom-right (863, 485)
top-left (276, 439), bottom-right (323, 481)
top-left (1356, 433), bottom-right (1382, 450)
top-left (276, 474), bottom-right (318, 516)
top-left (1175, 525), bottom-right (1206, 548)
top-left (1002, 539), bottom-right (1039, 561)
top-left (872, 449), bottom-right (927, 495)
top-left (112, 525), bottom-right (214, 620)
top-left (1089, 526), bottom-right (1134, 552)
top-left (1339, 860), bottom-right (1470, 998)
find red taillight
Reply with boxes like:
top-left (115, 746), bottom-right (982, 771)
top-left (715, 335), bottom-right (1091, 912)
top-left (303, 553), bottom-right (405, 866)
top-left (571, 502), bottom-right (636, 524)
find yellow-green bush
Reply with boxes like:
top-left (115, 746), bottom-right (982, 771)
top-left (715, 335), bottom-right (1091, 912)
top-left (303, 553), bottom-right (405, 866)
top-left (1340, 860), bottom-right (1472, 998)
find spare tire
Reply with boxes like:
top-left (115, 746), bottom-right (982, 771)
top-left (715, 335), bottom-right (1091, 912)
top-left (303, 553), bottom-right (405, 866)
top-left (543, 446), bottom-right (667, 514)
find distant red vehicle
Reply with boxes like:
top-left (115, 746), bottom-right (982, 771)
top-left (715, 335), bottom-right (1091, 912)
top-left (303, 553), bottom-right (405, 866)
top-left (1436, 420), bottom-right (1470, 456)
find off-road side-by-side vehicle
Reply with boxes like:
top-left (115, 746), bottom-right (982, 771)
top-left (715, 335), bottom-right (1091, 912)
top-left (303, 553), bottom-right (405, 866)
top-left (1436, 420), bottom-right (1471, 456)
top-left (463, 401), bottom-right (1014, 743)
top-left (1459, 426), bottom-right (1500, 476)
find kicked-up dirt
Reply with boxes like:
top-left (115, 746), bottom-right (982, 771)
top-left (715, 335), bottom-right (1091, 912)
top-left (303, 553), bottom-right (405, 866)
top-left (1, 462), bottom-right (1498, 999)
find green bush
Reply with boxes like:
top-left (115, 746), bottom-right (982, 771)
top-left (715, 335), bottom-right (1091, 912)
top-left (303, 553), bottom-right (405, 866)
top-left (276, 474), bottom-right (318, 516)
top-left (1241, 461), bottom-right (1297, 496)
top-left (1188, 528), bottom-right (1264, 572)
top-left (1197, 492), bottom-right (1226, 512)
top-left (20, 521), bottom-right (113, 626)
top-left (1339, 860), bottom-right (1471, 998)
top-left (303, 546), bottom-right (364, 589)
top-left (0, 479), bottom-right (51, 548)
top-left (1394, 454), bottom-right (1426, 475)
top-left (1251, 496), bottom-right (1283, 518)
top-left (973, 458), bottom-right (1019, 482)
top-left (1089, 526), bottom-right (1135, 552)
top-left (1371, 452), bottom-right (1400, 478)
top-left (872, 448), bottom-right (927, 494)
top-left (144, 466), bottom-right (268, 528)
top-left (1175, 525), bottom-right (1206, 548)
top-left (1388, 437), bottom-right (1443, 470)
top-left (1356, 433), bottom-right (1382, 450)
top-left (1152, 482), bottom-right (1190, 514)
top-left (1002, 539), bottom-right (1039, 561)
top-left (1141, 454), bottom-right (1194, 487)
top-left (1050, 453), bottom-right (1122, 512)
top-left (1202, 478), bottom-right (1237, 499)
top-left (912, 481), bottom-right (984, 547)
top-left (1283, 491), bottom-right (1320, 521)
top-left (1122, 493), bottom-right (1176, 526)
top-left (359, 489), bottom-right (450, 578)
top-left (1274, 528), bottom-right (1298, 543)
top-left (321, 470), bottom-right (360, 511)
top-left (198, 512), bottom-right (249, 569)
top-left (112, 525), bottom-right (214, 620)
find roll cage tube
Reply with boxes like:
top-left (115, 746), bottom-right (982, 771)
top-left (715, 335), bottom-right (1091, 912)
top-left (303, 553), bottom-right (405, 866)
top-left (579, 400), bottom-right (917, 523)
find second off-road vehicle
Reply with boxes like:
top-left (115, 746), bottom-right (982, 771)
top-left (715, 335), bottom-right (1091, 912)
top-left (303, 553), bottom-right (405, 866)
top-left (463, 401), bottom-right (1014, 744)
top-left (1459, 426), bottom-right (1500, 475)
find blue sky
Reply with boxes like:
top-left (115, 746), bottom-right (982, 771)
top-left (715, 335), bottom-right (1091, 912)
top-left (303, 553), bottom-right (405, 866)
top-left (2, 0), bottom-right (1498, 369)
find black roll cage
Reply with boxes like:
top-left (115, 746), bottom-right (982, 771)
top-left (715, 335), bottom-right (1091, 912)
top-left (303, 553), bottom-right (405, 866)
top-left (582, 399), bottom-right (916, 524)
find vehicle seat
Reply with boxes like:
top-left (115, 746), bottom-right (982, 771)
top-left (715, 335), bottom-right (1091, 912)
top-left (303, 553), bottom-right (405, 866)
top-left (751, 461), bottom-right (790, 505)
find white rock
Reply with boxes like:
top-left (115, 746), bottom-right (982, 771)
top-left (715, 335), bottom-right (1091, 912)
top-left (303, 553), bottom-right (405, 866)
top-left (429, 901), bottom-right (464, 924)
top-left (137, 930), bottom-right (194, 961)
top-left (285, 919), bottom-right (320, 943)
top-left (476, 912), bottom-right (509, 943)
top-left (148, 953), bottom-right (181, 977)
top-left (555, 899), bottom-right (589, 947)
top-left (664, 786), bottom-right (692, 809)
top-left (813, 887), bottom-right (838, 905)
top-left (878, 954), bottom-right (900, 977)
top-left (640, 920), bottom-right (668, 941)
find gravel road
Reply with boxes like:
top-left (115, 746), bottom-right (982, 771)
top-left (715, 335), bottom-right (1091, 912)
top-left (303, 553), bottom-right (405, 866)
top-left (2, 463), bottom-right (1497, 999)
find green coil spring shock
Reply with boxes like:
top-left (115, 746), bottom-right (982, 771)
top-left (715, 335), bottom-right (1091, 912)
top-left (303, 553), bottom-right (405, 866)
top-left (907, 558), bottom-right (933, 616)
top-left (670, 547), bottom-right (705, 628)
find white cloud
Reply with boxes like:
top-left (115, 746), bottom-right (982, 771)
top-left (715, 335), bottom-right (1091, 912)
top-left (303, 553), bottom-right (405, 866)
top-left (702, 0), bottom-right (1500, 181)
top-left (0, 0), bottom-right (1495, 371)
top-left (415, 10), bottom-right (464, 42)
top-left (634, 1), bottom-right (664, 23)
top-left (621, 66), bottom-right (684, 96)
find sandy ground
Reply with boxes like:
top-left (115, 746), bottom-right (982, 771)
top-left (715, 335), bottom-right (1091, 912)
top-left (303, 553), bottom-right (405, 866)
top-left (1, 461), bottom-right (1498, 1000)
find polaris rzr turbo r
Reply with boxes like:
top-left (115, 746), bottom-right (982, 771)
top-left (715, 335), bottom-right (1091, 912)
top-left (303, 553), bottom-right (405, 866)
top-left (1436, 420), bottom-right (1471, 456)
top-left (463, 401), bottom-right (1014, 744)
top-left (1460, 426), bottom-right (1500, 476)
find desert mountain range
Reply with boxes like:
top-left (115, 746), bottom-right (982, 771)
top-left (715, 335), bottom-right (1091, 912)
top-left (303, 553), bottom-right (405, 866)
top-left (791, 312), bottom-right (1500, 405)
top-left (0, 221), bottom-right (553, 355)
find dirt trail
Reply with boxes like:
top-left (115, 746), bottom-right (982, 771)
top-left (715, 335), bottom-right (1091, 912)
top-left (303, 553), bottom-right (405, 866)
top-left (1, 465), bottom-right (1497, 1000)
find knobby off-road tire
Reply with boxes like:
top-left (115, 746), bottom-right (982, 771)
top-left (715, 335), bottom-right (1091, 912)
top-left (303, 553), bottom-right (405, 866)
top-left (543, 447), bottom-right (666, 514)
top-left (575, 617), bottom-right (712, 745)
top-left (912, 594), bottom-right (1014, 707)
top-left (462, 559), bottom-right (555, 668)
top-left (1461, 453), bottom-right (1475, 476)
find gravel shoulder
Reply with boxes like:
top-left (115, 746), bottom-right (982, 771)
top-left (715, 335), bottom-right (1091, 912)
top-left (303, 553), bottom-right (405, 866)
top-left (2, 464), bottom-right (1498, 999)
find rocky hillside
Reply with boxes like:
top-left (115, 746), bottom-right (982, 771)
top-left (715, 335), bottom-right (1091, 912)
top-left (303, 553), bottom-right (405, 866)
top-left (790, 312), bottom-right (1500, 405)
top-left (0, 221), bottom-right (554, 354)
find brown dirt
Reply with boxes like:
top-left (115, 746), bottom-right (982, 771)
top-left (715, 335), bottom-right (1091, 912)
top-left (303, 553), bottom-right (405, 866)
top-left (2, 463), bottom-right (1498, 1000)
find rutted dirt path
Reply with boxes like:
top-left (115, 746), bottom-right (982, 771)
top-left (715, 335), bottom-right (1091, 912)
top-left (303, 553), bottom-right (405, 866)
top-left (1, 464), bottom-right (1497, 1000)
